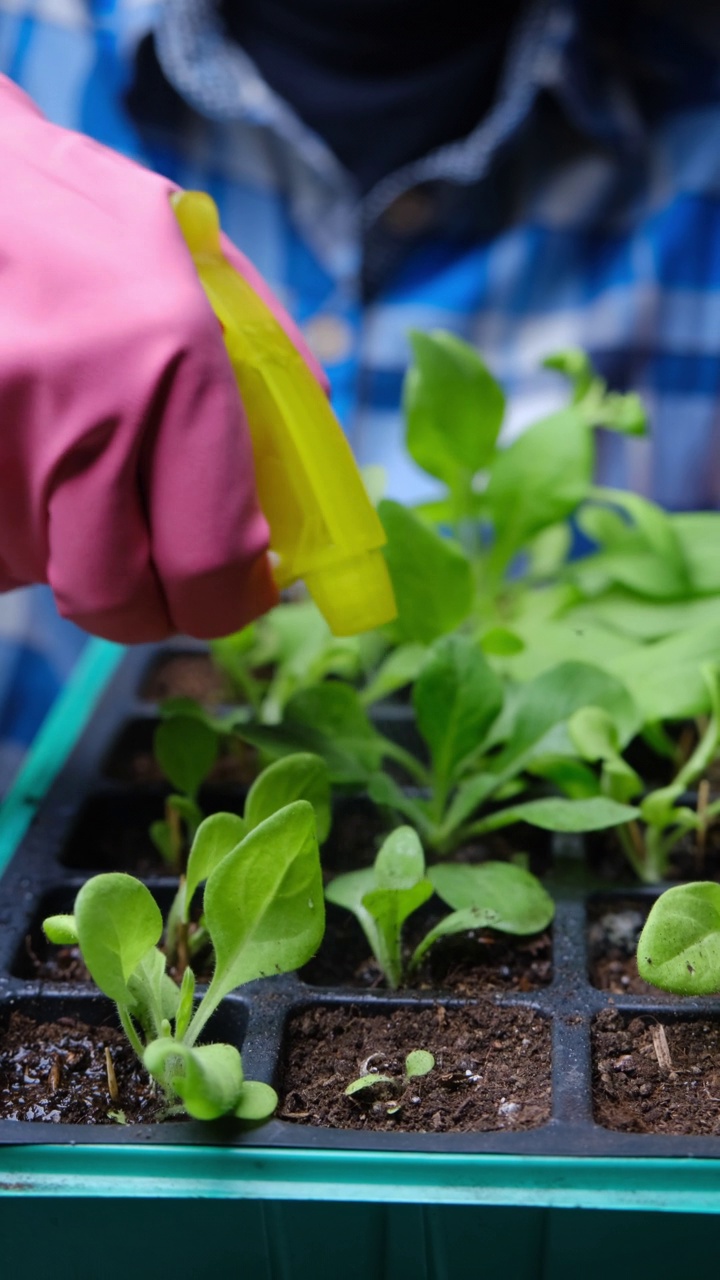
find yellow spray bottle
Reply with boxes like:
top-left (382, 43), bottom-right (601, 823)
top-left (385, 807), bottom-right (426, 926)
top-left (172, 191), bottom-right (397, 637)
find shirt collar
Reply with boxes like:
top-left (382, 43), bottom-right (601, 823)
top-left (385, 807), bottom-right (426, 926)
top-left (153, 0), bottom-right (646, 211)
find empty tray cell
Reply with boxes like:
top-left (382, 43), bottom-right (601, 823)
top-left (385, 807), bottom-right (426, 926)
top-left (278, 1000), bottom-right (551, 1133)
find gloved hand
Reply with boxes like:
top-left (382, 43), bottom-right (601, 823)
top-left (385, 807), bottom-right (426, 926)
top-left (0, 75), bottom-right (327, 643)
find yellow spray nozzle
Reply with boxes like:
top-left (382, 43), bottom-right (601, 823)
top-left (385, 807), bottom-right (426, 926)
top-left (172, 190), bottom-right (397, 637)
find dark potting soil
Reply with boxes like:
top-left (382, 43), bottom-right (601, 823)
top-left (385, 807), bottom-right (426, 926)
top-left (141, 652), bottom-right (232, 704)
top-left (301, 903), bottom-right (551, 994)
top-left (0, 1012), bottom-right (166, 1124)
top-left (587, 901), bottom-right (654, 995)
top-left (106, 737), bottom-right (258, 789)
top-left (593, 1009), bottom-right (720, 1136)
top-left (279, 1002), bottom-right (551, 1132)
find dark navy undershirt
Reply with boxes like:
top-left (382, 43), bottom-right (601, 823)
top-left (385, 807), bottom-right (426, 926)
top-left (219, 0), bottom-right (525, 193)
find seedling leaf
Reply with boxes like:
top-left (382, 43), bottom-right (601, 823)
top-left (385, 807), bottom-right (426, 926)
top-left (153, 716), bottom-right (219, 799)
top-left (405, 1050), bottom-right (435, 1079)
top-left (74, 874), bottom-right (163, 1005)
top-left (144, 1040), bottom-right (245, 1120)
top-left (244, 752), bottom-right (331, 843)
top-left (195, 801), bottom-right (323, 1035)
top-left (234, 1080), bottom-right (278, 1121)
top-left (42, 915), bottom-right (78, 946)
top-left (637, 883), bottom-right (720, 995)
top-left (185, 813), bottom-right (248, 909)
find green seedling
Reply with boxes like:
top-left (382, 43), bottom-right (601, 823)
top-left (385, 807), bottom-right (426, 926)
top-left (346, 1049), bottom-right (435, 1115)
top-left (43, 801), bottom-right (324, 1123)
top-left (569, 665), bottom-right (720, 883)
top-left (637, 882), bottom-right (720, 995)
top-left (164, 752), bottom-right (331, 972)
top-left (326, 826), bottom-right (554, 989)
top-left (366, 635), bottom-right (641, 856)
top-left (210, 600), bottom-right (387, 723)
top-left (384, 336), bottom-right (645, 645)
top-left (150, 714), bottom-right (219, 870)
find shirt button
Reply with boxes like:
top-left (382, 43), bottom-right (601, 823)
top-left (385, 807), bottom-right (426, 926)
top-left (381, 189), bottom-right (438, 236)
top-left (302, 314), bottom-right (353, 365)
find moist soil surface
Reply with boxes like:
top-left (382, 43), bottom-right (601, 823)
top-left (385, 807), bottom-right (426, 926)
top-left (0, 1012), bottom-right (166, 1124)
top-left (587, 900), bottom-right (654, 995)
top-left (106, 738), bottom-right (258, 789)
top-left (141, 653), bottom-right (233, 704)
top-left (593, 1009), bottom-right (720, 1135)
top-left (21, 936), bottom-right (213, 988)
top-left (279, 1002), bottom-right (551, 1132)
top-left (301, 904), bottom-right (551, 994)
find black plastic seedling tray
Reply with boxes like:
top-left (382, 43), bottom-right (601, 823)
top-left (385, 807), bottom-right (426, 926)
top-left (0, 639), bottom-right (717, 1159)
top-left (3, 637), bottom-right (720, 1280)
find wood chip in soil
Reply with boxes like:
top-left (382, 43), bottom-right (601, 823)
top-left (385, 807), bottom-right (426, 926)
top-left (593, 1009), bottom-right (720, 1135)
top-left (279, 1003), bottom-right (550, 1132)
top-left (0, 1012), bottom-right (168, 1124)
top-left (301, 904), bottom-right (551, 995)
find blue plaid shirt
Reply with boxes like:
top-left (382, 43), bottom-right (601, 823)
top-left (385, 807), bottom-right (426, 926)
top-left (2, 0), bottom-right (720, 787)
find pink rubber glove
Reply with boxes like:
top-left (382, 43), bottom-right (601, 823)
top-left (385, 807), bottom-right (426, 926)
top-left (0, 76), bottom-right (327, 643)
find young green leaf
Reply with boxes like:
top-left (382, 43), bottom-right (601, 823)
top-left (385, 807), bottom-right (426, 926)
top-left (74, 874), bottom-right (163, 1005)
top-left (144, 1039), bottom-right (246, 1120)
top-left (490, 662), bottom-right (640, 779)
top-left (373, 825), bottom-right (426, 890)
top-left (185, 812), bottom-right (248, 910)
top-left (485, 407), bottom-right (593, 567)
top-left (637, 883), bottom-right (720, 995)
top-left (175, 965), bottom-right (196, 1041)
top-left (404, 329), bottom-right (505, 482)
top-left (360, 643), bottom-right (428, 706)
top-left (326, 858), bottom-right (434, 991)
top-left (567, 706), bottom-right (642, 802)
top-left (345, 1072), bottom-right (394, 1096)
top-left (284, 683), bottom-right (386, 784)
top-left (153, 715), bottom-right (219, 799)
top-left (326, 828), bottom-right (433, 989)
top-left (467, 795), bottom-right (640, 836)
top-left (191, 801), bottom-right (324, 1038)
top-left (234, 1080), bottom-right (279, 1121)
top-left (405, 1050), bottom-right (435, 1079)
top-left (611, 623), bottom-right (720, 722)
top-left (428, 862), bottom-right (554, 935)
top-left (42, 915), bottom-right (79, 946)
top-left (244, 752), bottom-right (331, 843)
top-left (379, 500), bottom-right (474, 644)
top-left (413, 635), bottom-right (503, 789)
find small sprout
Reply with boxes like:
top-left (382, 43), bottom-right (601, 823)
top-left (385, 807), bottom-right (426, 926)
top-left (345, 1049), bottom-right (436, 1115)
top-left (107, 1110), bottom-right (127, 1125)
top-left (405, 1049), bottom-right (435, 1079)
top-left (326, 827), bottom-right (553, 989)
